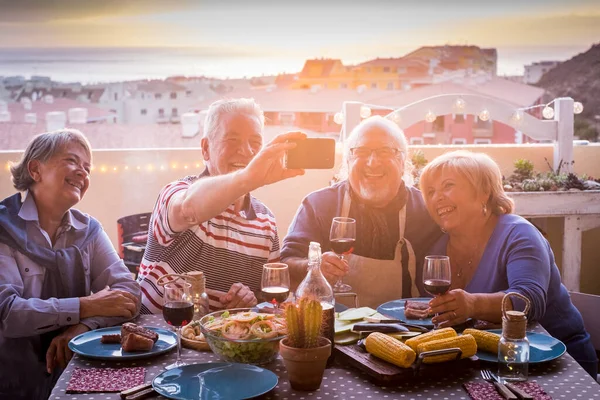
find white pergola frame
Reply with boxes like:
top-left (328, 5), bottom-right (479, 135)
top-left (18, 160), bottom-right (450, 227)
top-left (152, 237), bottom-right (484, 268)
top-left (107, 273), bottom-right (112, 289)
top-left (342, 94), bottom-right (600, 292)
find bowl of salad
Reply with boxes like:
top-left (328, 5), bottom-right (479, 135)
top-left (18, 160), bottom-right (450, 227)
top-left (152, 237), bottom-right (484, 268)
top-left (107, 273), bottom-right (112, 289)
top-left (199, 308), bottom-right (287, 365)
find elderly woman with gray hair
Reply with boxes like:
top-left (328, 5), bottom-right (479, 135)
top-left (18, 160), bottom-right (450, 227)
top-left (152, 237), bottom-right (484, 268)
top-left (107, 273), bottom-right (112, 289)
top-left (421, 150), bottom-right (597, 378)
top-left (0, 129), bottom-right (141, 400)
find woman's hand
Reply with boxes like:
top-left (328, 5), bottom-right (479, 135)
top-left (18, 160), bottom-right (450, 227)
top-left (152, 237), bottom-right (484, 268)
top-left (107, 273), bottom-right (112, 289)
top-left (320, 251), bottom-right (349, 283)
top-left (79, 286), bottom-right (139, 319)
top-left (46, 323), bottom-right (90, 373)
top-left (428, 289), bottom-right (476, 328)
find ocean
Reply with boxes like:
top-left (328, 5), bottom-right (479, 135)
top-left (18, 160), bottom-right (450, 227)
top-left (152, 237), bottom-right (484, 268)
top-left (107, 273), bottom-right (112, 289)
top-left (0, 45), bottom-right (590, 84)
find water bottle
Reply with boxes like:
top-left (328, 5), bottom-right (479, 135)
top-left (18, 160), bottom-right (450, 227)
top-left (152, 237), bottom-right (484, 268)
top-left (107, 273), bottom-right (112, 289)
top-left (295, 242), bottom-right (335, 365)
top-left (498, 292), bottom-right (530, 383)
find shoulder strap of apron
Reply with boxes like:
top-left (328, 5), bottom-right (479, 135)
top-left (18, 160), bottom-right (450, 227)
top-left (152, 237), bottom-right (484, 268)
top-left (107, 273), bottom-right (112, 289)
top-left (398, 205), bottom-right (419, 297)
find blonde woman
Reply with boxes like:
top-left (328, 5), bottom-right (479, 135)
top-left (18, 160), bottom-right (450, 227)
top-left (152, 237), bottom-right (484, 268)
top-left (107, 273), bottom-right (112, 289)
top-left (420, 150), bottom-right (597, 378)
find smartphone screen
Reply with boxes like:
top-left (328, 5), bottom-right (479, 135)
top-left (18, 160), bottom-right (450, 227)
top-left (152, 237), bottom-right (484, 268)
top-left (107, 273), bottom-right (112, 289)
top-left (285, 138), bottom-right (336, 169)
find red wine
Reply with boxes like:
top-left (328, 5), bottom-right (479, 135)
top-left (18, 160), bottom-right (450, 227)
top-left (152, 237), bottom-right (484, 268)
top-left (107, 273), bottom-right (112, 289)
top-left (163, 301), bottom-right (194, 326)
top-left (331, 238), bottom-right (355, 254)
top-left (424, 279), bottom-right (451, 296)
top-left (261, 286), bottom-right (290, 304)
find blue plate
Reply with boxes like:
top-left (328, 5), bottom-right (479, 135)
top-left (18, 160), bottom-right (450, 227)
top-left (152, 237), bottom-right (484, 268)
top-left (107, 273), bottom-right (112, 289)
top-left (153, 363), bottom-right (278, 400)
top-left (377, 297), bottom-right (433, 328)
top-left (476, 330), bottom-right (567, 364)
top-left (69, 326), bottom-right (177, 361)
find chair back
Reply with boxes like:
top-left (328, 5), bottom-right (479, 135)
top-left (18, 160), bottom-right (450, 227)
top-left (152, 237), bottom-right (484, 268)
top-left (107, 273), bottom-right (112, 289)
top-left (117, 212), bottom-right (151, 276)
top-left (570, 291), bottom-right (600, 351)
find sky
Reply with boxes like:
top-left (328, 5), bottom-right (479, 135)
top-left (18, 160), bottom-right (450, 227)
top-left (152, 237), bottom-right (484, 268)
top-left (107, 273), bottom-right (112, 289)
top-left (0, 0), bottom-right (598, 75)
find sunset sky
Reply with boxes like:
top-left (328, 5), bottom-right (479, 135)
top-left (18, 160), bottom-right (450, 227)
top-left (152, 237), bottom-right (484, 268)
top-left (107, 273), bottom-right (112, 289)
top-left (0, 0), bottom-right (598, 73)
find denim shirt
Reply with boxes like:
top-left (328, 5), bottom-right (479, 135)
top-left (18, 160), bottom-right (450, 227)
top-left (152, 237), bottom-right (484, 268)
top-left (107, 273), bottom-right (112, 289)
top-left (0, 192), bottom-right (141, 399)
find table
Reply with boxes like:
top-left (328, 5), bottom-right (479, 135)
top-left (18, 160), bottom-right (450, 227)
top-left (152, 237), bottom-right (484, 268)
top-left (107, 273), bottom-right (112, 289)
top-left (50, 315), bottom-right (600, 400)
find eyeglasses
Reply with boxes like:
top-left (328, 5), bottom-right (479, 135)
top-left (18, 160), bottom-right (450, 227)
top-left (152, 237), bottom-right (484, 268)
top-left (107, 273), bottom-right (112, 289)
top-left (349, 146), bottom-right (403, 159)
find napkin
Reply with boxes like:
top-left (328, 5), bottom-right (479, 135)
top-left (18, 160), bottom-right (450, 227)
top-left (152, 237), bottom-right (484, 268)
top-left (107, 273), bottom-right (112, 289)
top-left (464, 381), bottom-right (553, 400)
top-left (66, 367), bottom-right (145, 393)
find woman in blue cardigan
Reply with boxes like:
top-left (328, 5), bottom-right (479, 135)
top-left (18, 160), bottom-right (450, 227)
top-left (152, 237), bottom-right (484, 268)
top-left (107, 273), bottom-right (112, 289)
top-left (420, 150), bottom-right (597, 378)
top-left (0, 129), bottom-right (141, 400)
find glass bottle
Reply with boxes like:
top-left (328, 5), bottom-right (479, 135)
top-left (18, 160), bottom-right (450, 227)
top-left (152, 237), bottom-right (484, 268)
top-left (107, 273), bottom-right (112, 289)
top-left (295, 241), bottom-right (335, 364)
top-left (185, 271), bottom-right (210, 321)
top-left (498, 307), bottom-right (530, 382)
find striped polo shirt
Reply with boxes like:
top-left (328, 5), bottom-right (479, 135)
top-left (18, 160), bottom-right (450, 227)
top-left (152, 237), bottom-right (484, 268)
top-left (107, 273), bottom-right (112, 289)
top-left (138, 170), bottom-right (280, 314)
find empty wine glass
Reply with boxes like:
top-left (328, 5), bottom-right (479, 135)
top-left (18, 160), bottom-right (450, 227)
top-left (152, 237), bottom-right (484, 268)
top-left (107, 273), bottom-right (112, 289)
top-left (423, 255), bottom-right (451, 328)
top-left (329, 217), bottom-right (356, 293)
top-left (162, 281), bottom-right (193, 370)
top-left (261, 263), bottom-right (291, 310)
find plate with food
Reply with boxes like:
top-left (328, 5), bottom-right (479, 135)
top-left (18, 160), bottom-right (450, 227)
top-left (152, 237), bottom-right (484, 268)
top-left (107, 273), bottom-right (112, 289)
top-left (377, 298), bottom-right (434, 328)
top-left (181, 320), bottom-right (211, 351)
top-left (69, 322), bottom-right (177, 361)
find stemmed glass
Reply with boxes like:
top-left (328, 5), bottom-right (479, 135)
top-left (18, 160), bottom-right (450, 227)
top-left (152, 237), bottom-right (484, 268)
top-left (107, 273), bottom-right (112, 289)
top-left (162, 281), bottom-right (193, 370)
top-left (423, 255), bottom-right (451, 328)
top-left (329, 217), bottom-right (356, 293)
top-left (261, 263), bottom-right (291, 311)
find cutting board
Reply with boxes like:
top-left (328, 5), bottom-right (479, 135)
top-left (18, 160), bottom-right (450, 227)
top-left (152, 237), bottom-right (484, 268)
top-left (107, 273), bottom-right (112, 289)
top-left (334, 344), bottom-right (478, 384)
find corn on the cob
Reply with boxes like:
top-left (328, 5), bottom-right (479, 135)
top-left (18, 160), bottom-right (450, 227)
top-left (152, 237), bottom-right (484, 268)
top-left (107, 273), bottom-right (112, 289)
top-left (416, 334), bottom-right (477, 364)
top-left (463, 328), bottom-right (500, 354)
top-left (365, 332), bottom-right (416, 368)
top-left (405, 327), bottom-right (457, 352)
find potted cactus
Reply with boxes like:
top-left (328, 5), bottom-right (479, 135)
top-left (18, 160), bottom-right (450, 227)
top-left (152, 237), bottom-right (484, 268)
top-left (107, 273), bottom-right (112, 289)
top-left (279, 297), bottom-right (332, 391)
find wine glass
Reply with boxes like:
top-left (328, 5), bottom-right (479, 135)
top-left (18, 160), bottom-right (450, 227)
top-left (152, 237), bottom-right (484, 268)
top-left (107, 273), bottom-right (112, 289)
top-left (261, 263), bottom-right (290, 311)
top-left (423, 255), bottom-right (451, 328)
top-left (162, 281), bottom-right (193, 370)
top-left (329, 217), bottom-right (356, 293)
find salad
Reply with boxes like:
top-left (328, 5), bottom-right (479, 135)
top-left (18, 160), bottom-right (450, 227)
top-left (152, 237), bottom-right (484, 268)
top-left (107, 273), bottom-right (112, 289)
top-left (200, 310), bottom-right (287, 364)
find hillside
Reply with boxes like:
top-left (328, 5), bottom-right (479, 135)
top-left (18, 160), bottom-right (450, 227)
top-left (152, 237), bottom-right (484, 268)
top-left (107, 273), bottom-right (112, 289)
top-left (536, 44), bottom-right (600, 122)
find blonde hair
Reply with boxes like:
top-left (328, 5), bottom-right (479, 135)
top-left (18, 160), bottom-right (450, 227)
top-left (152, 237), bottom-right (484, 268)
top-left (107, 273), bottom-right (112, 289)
top-left (339, 116), bottom-right (414, 185)
top-left (419, 150), bottom-right (514, 215)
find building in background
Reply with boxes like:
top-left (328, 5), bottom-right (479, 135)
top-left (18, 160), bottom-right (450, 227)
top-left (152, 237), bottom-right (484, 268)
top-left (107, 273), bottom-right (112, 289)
top-left (524, 61), bottom-right (560, 84)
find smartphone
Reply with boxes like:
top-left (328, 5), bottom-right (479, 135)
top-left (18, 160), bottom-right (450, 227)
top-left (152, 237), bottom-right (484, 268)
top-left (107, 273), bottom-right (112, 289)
top-left (285, 138), bottom-right (336, 169)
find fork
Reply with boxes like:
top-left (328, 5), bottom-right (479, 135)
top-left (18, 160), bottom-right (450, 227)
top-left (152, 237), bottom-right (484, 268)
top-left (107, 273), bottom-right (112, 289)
top-left (480, 369), bottom-right (517, 399)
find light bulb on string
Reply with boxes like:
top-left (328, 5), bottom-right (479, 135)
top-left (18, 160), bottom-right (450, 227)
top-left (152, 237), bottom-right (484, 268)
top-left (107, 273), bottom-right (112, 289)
top-left (389, 111), bottom-right (402, 125)
top-left (573, 102), bottom-right (584, 114)
top-left (542, 106), bottom-right (554, 119)
top-left (454, 98), bottom-right (466, 111)
top-left (124, 166), bottom-right (129, 171)
top-left (425, 110), bottom-right (437, 123)
top-left (478, 109), bottom-right (490, 122)
top-left (510, 110), bottom-right (524, 126)
top-left (360, 105), bottom-right (372, 119)
top-left (333, 112), bottom-right (344, 125)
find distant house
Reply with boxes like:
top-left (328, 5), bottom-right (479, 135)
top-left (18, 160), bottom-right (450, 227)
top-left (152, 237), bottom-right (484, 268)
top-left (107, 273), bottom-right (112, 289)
top-left (124, 80), bottom-right (192, 124)
top-left (524, 61), bottom-right (560, 84)
top-left (290, 59), bottom-right (355, 90)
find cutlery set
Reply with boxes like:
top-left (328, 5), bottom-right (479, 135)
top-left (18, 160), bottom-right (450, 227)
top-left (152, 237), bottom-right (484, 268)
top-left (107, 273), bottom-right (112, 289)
top-left (480, 369), bottom-right (532, 399)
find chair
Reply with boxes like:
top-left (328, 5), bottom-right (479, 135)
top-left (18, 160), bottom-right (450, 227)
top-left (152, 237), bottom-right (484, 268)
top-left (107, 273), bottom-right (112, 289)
top-left (569, 291), bottom-right (600, 383)
top-left (117, 213), bottom-right (151, 277)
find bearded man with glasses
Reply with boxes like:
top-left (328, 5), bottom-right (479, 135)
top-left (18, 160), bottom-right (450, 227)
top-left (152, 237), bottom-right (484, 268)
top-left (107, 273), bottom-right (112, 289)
top-left (282, 116), bottom-right (442, 308)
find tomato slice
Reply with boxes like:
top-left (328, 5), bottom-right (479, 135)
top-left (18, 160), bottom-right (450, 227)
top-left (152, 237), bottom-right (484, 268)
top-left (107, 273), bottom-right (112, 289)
top-left (222, 321), bottom-right (252, 340)
top-left (250, 320), bottom-right (278, 339)
top-left (231, 311), bottom-right (258, 323)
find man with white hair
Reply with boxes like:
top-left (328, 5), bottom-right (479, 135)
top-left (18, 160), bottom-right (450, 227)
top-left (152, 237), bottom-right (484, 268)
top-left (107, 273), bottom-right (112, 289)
top-left (139, 98), bottom-right (305, 313)
top-left (282, 116), bottom-right (441, 308)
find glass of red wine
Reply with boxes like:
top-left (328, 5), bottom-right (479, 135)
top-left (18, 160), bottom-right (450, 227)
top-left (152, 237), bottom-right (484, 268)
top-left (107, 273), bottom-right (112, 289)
top-left (329, 217), bottom-right (356, 293)
top-left (261, 263), bottom-right (290, 311)
top-left (162, 281), bottom-right (193, 370)
top-left (423, 255), bottom-right (451, 328)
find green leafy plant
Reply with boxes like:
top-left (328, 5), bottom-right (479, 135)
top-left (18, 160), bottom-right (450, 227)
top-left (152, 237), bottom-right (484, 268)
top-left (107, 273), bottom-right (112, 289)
top-left (512, 159), bottom-right (534, 181)
top-left (284, 297), bottom-right (323, 348)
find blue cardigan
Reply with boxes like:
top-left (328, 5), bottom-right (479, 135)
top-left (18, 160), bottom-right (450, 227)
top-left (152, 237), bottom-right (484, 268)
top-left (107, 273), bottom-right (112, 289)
top-left (429, 213), bottom-right (597, 376)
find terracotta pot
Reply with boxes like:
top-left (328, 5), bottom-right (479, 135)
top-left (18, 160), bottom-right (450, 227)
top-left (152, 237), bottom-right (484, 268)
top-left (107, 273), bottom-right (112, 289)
top-left (279, 337), bottom-right (332, 391)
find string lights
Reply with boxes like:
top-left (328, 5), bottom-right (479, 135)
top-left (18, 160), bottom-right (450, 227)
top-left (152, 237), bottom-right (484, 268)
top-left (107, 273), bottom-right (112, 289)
top-left (331, 97), bottom-right (584, 126)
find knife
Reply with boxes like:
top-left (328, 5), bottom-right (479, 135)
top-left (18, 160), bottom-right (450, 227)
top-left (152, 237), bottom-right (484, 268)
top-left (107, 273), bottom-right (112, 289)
top-left (351, 323), bottom-right (409, 333)
top-left (489, 373), bottom-right (533, 399)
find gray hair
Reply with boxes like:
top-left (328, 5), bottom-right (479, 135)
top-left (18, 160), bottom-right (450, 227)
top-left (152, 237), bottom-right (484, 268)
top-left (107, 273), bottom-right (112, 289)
top-left (202, 98), bottom-right (265, 141)
top-left (10, 128), bottom-right (92, 191)
top-left (339, 116), bottom-right (413, 185)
